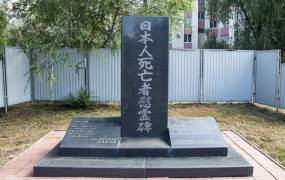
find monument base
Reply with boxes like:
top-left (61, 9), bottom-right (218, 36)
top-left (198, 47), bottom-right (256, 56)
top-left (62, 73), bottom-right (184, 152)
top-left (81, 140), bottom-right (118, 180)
top-left (58, 116), bottom-right (228, 157)
top-left (33, 116), bottom-right (253, 178)
top-left (34, 144), bottom-right (253, 178)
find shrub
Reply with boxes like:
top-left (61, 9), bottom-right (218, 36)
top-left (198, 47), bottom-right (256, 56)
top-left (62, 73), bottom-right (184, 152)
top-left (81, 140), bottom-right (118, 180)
top-left (64, 89), bottom-right (93, 108)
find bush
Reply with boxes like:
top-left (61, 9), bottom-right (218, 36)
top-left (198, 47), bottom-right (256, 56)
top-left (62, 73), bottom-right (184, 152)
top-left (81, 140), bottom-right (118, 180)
top-left (203, 36), bottom-right (230, 49)
top-left (64, 89), bottom-right (93, 108)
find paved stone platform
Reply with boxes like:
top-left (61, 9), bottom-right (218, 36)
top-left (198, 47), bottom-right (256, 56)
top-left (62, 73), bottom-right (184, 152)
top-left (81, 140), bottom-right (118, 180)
top-left (1, 130), bottom-right (285, 180)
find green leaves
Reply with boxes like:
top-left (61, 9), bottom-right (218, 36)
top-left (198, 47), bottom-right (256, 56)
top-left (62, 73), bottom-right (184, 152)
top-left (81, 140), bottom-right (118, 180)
top-left (10, 0), bottom-right (192, 50)
top-left (7, 0), bottom-right (192, 87)
top-left (207, 0), bottom-right (285, 51)
top-left (0, 2), bottom-right (8, 45)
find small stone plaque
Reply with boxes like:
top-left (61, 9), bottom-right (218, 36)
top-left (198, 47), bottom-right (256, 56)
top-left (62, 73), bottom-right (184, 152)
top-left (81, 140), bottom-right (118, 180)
top-left (121, 16), bottom-right (169, 138)
top-left (60, 117), bottom-right (121, 156)
top-left (168, 117), bottom-right (228, 156)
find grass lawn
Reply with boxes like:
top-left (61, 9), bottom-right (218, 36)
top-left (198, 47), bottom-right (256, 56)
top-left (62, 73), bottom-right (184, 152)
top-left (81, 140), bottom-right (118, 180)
top-left (0, 102), bottom-right (285, 167)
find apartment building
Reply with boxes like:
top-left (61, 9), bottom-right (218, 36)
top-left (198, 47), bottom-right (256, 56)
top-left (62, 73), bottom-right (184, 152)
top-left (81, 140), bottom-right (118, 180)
top-left (170, 0), bottom-right (235, 49)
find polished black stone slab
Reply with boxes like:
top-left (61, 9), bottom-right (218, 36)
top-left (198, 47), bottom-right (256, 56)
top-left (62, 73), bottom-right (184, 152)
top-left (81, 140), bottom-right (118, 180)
top-left (34, 144), bottom-right (253, 178)
top-left (59, 116), bottom-right (227, 157)
top-left (59, 116), bottom-right (121, 157)
top-left (169, 117), bottom-right (228, 156)
top-left (121, 16), bottom-right (169, 137)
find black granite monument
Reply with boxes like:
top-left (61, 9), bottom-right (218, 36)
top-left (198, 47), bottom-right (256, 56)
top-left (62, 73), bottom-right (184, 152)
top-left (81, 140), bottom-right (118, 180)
top-left (121, 16), bottom-right (168, 138)
top-left (33, 16), bottom-right (253, 178)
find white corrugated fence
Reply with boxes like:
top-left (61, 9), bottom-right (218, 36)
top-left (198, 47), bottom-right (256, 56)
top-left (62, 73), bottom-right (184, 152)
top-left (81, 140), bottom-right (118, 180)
top-left (203, 50), bottom-right (254, 102)
top-left (255, 50), bottom-right (280, 107)
top-left (4, 47), bottom-right (31, 106)
top-left (280, 64), bottom-right (285, 108)
top-left (89, 49), bottom-right (121, 101)
top-left (168, 49), bottom-right (200, 102)
top-left (0, 46), bottom-right (284, 111)
top-left (0, 62), bottom-right (4, 107)
top-left (34, 48), bottom-right (86, 100)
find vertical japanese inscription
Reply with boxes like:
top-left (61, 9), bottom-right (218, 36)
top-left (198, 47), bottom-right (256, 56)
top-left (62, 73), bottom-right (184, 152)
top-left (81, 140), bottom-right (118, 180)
top-left (137, 21), bottom-right (153, 133)
top-left (121, 16), bottom-right (169, 137)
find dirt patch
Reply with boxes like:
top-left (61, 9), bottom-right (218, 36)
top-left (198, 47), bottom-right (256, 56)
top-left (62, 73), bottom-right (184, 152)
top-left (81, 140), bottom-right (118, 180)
top-left (0, 102), bottom-right (285, 167)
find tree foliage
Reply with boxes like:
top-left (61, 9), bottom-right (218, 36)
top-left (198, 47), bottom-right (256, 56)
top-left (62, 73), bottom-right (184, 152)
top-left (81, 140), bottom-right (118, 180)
top-left (207, 0), bottom-right (285, 51)
top-left (203, 34), bottom-right (230, 49)
top-left (0, 2), bottom-right (8, 46)
top-left (5, 0), bottom-right (192, 87)
top-left (9, 0), bottom-right (192, 50)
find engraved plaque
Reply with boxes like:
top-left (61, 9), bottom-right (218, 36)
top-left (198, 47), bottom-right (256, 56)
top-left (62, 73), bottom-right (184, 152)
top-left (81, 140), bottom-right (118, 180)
top-left (60, 117), bottom-right (121, 150)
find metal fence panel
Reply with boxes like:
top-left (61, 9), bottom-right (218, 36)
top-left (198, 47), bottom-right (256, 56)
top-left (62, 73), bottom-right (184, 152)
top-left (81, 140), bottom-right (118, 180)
top-left (0, 62), bottom-right (4, 107)
top-left (34, 48), bottom-right (85, 100)
top-left (5, 47), bottom-right (31, 105)
top-left (255, 50), bottom-right (279, 107)
top-left (89, 49), bottom-right (121, 101)
top-left (168, 49), bottom-right (200, 102)
top-left (203, 50), bottom-right (254, 102)
top-left (280, 64), bottom-right (285, 108)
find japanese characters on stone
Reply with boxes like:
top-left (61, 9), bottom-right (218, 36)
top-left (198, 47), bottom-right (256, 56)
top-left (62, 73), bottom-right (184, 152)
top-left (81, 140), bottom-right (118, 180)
top-left (137, 21), bottom-right (153, 133)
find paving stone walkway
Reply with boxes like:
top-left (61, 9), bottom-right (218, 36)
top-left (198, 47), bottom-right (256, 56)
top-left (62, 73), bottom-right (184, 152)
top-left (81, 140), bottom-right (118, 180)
top-left (0, 130), bottom-right (284, 180)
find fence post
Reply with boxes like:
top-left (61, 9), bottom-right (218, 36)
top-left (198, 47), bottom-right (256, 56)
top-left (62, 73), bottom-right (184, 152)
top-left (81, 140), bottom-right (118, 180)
top-left (29, 50), bottom-right (35, 103)
top-left (276, 50), bottom-right (281, 112)
top-left (84, 49), bottom-right (90, 96)
top-left (252, 51), bottom-right (257, 104)
top-left (199, 49), bottom-right (204, 103)
top-left (1, 46), bottom-right (8, 114)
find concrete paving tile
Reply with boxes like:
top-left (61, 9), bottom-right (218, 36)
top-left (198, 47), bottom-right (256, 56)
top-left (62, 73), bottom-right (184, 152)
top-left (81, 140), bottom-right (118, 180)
top-left (252, 165), bottom-right (272, 177)
top-left (15, 168), bottom-right (33, 177)
top-left (253, 155), bottom-right (278, 168)
top-left (232, 177), bottom-right (254, 180)
top-left (47, 130), bottom-right (65, 138)
top-left (29, 138), bottom-right (61, 150)
top-left (4, 176), bottom-right (37, 180)
top-left (265, 164), bottom-right (285, 176)
top-left (276, 174), bottom-right (285, 180)
top-left (254, 176), bottom-right (276, 180)
top-left (0, 169), bottom-right (19, 178)
top-left (2, 159), bottom-right (31, 169)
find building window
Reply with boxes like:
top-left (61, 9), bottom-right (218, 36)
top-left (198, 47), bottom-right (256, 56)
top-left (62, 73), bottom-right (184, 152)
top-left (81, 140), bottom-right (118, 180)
top-left (185, 16), bottom-right (192, 27)
top-left (221, 35), bottom-right (229, 41)
top-left (210, 20), bottom-right (217, 28)
top-left (198, 12), bottom-right (205, 20)
top-left (184, 34), bottom-right (192, 42)
top-left (198, 29), bottom-right (204, 33)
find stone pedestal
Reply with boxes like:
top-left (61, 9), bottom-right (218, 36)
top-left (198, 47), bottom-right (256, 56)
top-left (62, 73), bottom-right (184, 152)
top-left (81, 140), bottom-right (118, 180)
top-left (33, 116), bottom-right (253, 178)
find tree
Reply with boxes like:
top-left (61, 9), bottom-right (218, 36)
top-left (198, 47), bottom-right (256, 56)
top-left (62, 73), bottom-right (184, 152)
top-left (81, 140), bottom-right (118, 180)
top-left (203, 29), bottom-right (230, 49)
top-left (207, 0), bottom-right (285, 52)
top-left (0, 2), bottom-right (8, 46)
top-left (203, 33), bottom-right (230, 49)
top-left (9, 0), bottom-right (192, 49)
top-left (6, 0), bottom-right (192, 86)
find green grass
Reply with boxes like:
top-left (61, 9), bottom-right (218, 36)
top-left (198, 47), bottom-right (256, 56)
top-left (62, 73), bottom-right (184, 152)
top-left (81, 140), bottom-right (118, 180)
top-left (0, 102), bottom-right (285, 167)
top-left (278, 150), bottom-right (285, 166)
